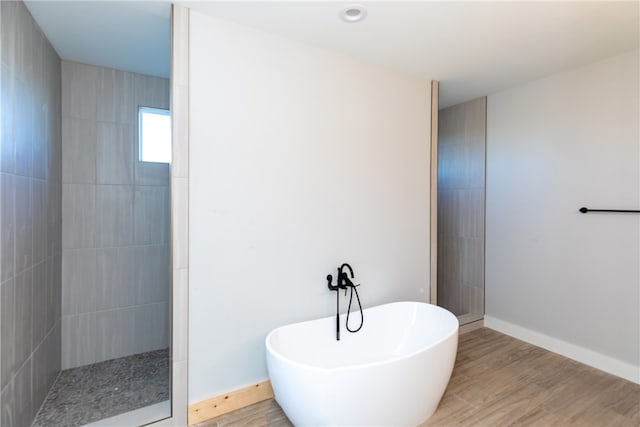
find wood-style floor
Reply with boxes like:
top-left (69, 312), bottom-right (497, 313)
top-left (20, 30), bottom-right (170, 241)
top-left (197, 328), bottom-right (640, 427)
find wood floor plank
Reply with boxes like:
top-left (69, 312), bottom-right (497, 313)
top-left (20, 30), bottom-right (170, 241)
top-left (600, 378), bottom-right (640, 422)
top-left (509, 407), bottom-right (563, 427)
top-left (419, 392), bottom-right (479, 426)
top-left (456, 382), bottom-right (548, 427)
top-left (197, 328), bottom-right (640, 426)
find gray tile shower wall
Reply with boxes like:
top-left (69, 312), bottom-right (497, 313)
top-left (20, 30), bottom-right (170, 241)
top-left (60, 61), bottom-right (170, 369)
top-left (0, 1), bottom-right (63, 426)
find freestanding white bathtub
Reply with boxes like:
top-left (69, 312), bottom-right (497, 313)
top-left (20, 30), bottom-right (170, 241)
top-left (265, 301), bottom-right (459, 426)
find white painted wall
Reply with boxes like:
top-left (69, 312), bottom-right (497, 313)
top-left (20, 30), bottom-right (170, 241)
top-left (188, 12), bottom-right (431, 402)
top-left (486, 50), bottom-right (639, 379)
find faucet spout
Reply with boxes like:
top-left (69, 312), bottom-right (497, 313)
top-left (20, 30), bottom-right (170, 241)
top-left (338, 263), bottom-right (354, 290)
top-left (339, 263), bottom-right (354, 278)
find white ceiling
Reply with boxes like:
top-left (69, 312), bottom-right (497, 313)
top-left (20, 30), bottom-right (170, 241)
top-left (184, 1), bottom-right (640, 107)
top-left (24, 1), bottom-right (171, 78)
top-left (25, 1), bottom-right (639, 107)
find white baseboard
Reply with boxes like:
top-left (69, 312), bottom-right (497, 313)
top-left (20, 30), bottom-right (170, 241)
top-left (484, 315), bottom-right (639, 384)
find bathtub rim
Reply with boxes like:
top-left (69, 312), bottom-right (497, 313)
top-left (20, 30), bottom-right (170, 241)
top-left (265, 301), bottom-right (459, 374)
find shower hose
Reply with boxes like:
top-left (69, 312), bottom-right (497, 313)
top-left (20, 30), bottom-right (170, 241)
top-left (345, 283), bottom-right (364, 333)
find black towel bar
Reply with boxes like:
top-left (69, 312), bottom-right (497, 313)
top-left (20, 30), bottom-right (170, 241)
top-left (579, 207), bottom-right (640, 214)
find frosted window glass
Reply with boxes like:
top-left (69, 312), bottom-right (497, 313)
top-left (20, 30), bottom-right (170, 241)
top-left (139, 107), bottom-right (171, 163)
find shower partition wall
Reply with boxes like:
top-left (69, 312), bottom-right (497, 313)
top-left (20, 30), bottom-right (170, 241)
top-left (30, 61), bottom-right (172, 426)
top-left (1, 2), bottom-right (173, 426)
top-left (437, 96), bottom-right (486, 325)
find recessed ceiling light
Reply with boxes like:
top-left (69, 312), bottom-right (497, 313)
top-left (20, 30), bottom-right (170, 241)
top-left (340, 5), bottom-right (367, 23)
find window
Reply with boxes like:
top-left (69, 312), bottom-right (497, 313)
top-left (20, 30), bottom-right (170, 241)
top-left (139, 107), bottom-right (171, 163)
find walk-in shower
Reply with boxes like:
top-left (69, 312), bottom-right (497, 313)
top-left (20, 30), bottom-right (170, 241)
top-left (0, 2), bottom-right (173, 426)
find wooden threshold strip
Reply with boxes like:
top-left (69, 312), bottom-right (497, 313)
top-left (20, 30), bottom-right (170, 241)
top-left (459, 319), bottom-right (484, 335)
top-left (188, 380), bottom-right (274, 425)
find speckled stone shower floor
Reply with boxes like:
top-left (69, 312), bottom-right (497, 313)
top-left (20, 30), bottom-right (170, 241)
top-left (32, 349), bottom-right (169, 427)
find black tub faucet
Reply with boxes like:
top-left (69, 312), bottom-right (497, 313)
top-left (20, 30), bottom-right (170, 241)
top-left (327, 263), bottom-right (354, 292)
top-left (326, 263), bottom-right (362, 341)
